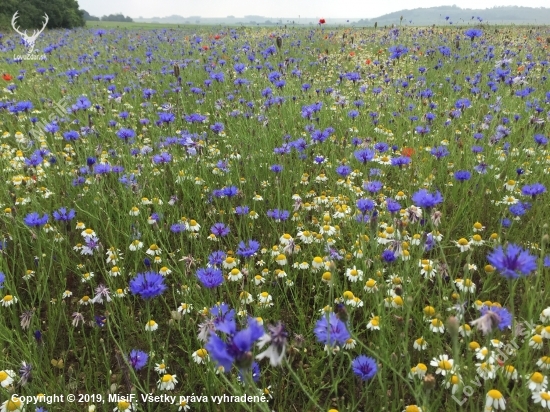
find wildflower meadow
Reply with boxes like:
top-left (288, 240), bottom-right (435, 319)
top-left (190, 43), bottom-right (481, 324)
top-left (1, 20), bottom-right (550, 412)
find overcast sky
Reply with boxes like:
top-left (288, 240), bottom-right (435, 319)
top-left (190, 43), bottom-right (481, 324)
top-left (78, 0), bottom-right (550, 19)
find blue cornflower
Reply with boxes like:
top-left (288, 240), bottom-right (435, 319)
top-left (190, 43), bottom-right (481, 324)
top-left (386, 199), bottom-right (401, 214)
top-left (430, 146), bottom-right (450, 159)
top-left (509, 202), bottom-right (530, 216)
top-left (152, 152), bottom-right (172, 164)
top-left (0, 272), bottom-right (4, 288)
top-left (236, 240), bottom-right (260, 258)
top-left (464, 28), bottom-right (483, 40)
top-left (129, 271), bottom-right (167, 299)
top-left (63, 130), bottom-right (79, 141)
top-left (23, 212), bottom-right (49, 227)
top-left (314, 155), bottom-right (326, 164)
top-left (208, 251), bottom-right (227, 266)
top-left (196, 267), bottom-right (224, 288)
top-left (500, 218), bottom-right (512, 228)
top-left (354, 148), bottom-right (375, 164)
top-left (235, 206), bottom-right (250, 216)
top-left (170, 223), bottom-right (187, 233)
top-left (222, 186), bottom-right (239, 197)
top-left (211, 122), bottom-right (225, 134)
top-left (267, 209), bottom-right (290, 221)
top-left (364, 181), bottom-right (383, 194)
top-left (211, 223), bottom-right (230, 237)
top-left (116, 128), bottom-right (135, 142)
top-left (534, 134), bottom-right (548, 146)
top-left (382, 249), bottom-right (396, 263)
top-left (270, 164), bottom-right (283, 173)
top-left (352, 355), bottom-right (378, 381)
top-left (374, 142), bottom-right (389, 153)
top-left (521, 183), bottom-right (546, 198)
top-left (53, 207), bottom-right (75, 222)
top-left (411, 189), bottom-right (443, 208)
top-left (356, 198), bottom-right (375, 213)
top-left (128, 349), bottom-right (148, 370)
top-left (454, 170), bottom-right (471, 181)
top-left (471, 306), bottom-right (512, 335)
top-left (389, 45), bottom-right (408, 59)
top-left (336, 165), bottom-right (352, 177)
top-left (544, 256), bottom-right (550, 267)
top-left (94, 164), bottom-right (111, 174)
top-left (391, 156), bottom-right (411, 167)
top-left (313, 313), bottom-right (350, 347)
top-left (206, 312), bottom-right (264, 372)
top-left (487, 244), bottom-right (538, 279)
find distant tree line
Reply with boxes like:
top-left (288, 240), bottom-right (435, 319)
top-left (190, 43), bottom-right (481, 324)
top-left (100, 13), bottom-right (133, 22)
top-left (0, 0), bottom-right (84, 30)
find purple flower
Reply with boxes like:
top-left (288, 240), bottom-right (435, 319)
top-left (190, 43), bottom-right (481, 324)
top-left (116, 128), bottom-right (135, 142)
top-left (487, 244), bottom-right (538, 279)
top-left (386, 199), bottom-right (401, 214)
top-left (235, 206), bottom-right (249, 216)
top-left (23, 212), bottom-right (49, 227)
top-left (430, 146), bottom-right (449, 159)
top-left (196, 267), bottom-right (224, 288)
top-left (266, 209), bottom-right (290, 221)
top-left (354, 148), bottom-right (375, 164)
top-left (411, 189), bottom-right (444, 208)
top-left (208, 250), bottom-right (226, 265)
top-left (454, 170), bottom-right (471, 181)
top-left (206, 309), bottom-right (264, 372)
top-left (470, 306), bottom-right (512, 335)
top-left (270, 164), bottom-right (283, 173)
top-left (129, 271), bottom-right (167, 299)
top-left (170, 223), bottom-right (187, 233)
top-left (211, 223), bottom-right (230, 237)
top-left (53, 207), bottom-right (76, 222)
top-left (336, 165), bottom-right (352, 177)
top-left (352, 355), bottom-right (377, 380)
top-left (364, 181), bottom-right (383, 194)
top-left (128, 349), bottom-right (148, 370)
top-left (356, 198), bottom-right (375, 213)
top-left (382, 249), bottom-right (396, 263)
top-left (521, 183), bottom-right (546, 198)
top-left (236, 240), bottom-right (260, 258)
top-left (313, 313), bottom-right (350, 347)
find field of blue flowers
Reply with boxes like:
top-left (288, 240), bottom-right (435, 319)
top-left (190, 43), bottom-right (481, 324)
top-left (0, 22), bottom-right (550, 412)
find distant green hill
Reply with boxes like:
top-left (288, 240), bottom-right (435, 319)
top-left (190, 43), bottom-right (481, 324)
top-left (358, 5), bottom-right (550, 26)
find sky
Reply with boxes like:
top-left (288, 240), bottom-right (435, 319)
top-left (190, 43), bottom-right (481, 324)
top-left (78, 0), bottom-right (550, 19)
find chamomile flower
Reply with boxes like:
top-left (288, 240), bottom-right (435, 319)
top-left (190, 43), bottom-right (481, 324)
top-left (114, 398), bottom-right (136, 411)
top-left (258, 292), bottom-right (273, 307)
top-left (0, 370), bottom-right (16, 387)
top-left (1, 396), bottom-right (24, 412)
top-left (345, 266), bottom-right (363, 282)
top-left (531, 334), bottom-right (546, 349)
top-left (430, 354), bottom-right (454, 376)
top-left (476, 362), bottom-right (497, 380)
top-left (541, 307), bottom-right (550, 323)
top-left (403, 405), bottom-right (423, 412)
top-left (429, 319), bottom-right (445, 333)
top-left (192, 349), bottom-right (209, 364)
top-left (445, 373), bottom-right (463, 394)
top-left (502, 364), bottom-right (518, 380)
top-left (129, 240), bottom-right (143, 251)
top-left (367, 315), bottom-right (380, 330)
top-left (413, 337), bottom-right (428, 351)
top-left (364, 278), bottom-right (378, 293)
top-left (222, 257), bottom-right (237, 269)
top-left (145, 320), bottom-right (158, 332)
top-left (532, 391), bottom-right (550, 409)
top-left (2, 295), bottom-right (17, 307)
top-left (343, 338), bottom-right (357, 349)
top-left (146, 244), bottom-right (161, 255)
top-left (526, 372), bottom-right (548, 392)
top-left (538, 357), bottom-right (550, 370)
top-left (311, 256), bottom-right (325, 270)
top-left (157, 374), bottom-right (177, 390)
top-left (178, 303), bottom-right (193, 314)
top-left (408, 363), bottom-right (428, 379)
top-left (155, 362), bottom-right (168, 374)
top-left (485, 389), bottom-right (506, 410)
top-left (454, 238), bottom-right (471, 252)
top-left (228, 268), bottom-right (243, 281)
top-left (455, 278), bottom-right (476, 293)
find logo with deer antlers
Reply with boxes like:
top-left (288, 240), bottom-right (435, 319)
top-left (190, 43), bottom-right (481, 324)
top-left (12, 11), bottom-right (49, 55)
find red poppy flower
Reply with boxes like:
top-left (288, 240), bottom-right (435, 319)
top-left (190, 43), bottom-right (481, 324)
top-left (202, 45), bottom-right (209, 51)
top-left (401, 147), bottom-right (415, 158)
top-left (2, 73), bottom-right (13, 81)
top-left (365, 59), bottom-right (371, 65)
top-left (214, 35), bottom-right (220, 40)
top-left (319, 18), bottom-right (326, 24)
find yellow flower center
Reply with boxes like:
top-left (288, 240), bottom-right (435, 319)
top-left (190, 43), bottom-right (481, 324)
top-left (488, 389), bottom-right (503, 399)
top-left (147, 320), bottom-right (156, 327)
top-left (3, 295), bottom-right (13, 302)
top-left (532, 372), bottom-right (544, 384)
top-left (313, 257), bottom-right (323, 264)
top-left (350, 269), bottom-right (358, 277)
top-left (424, 306), bottom-right (435, 316)
top-left (541, 392), bottom-right (550, 401)
top-left (230, 268), bottom-right (240, 276)
top-left (118, 400), bottom-right (130, 410)
top-left (438, 360), bottom-right (452, 370)
top-left (196, 349), bottom-right (207, 358)
top-left (162, 374), bottom-right (173, 383)
top-left (322, 272), bottom-right (331, 281)
top-left (6, 399), bottom-right (21, 411)
top-left (366, 279), bottom-right (376, 288)
top-left (457, 238), bottom-right (469, 245)
top-left (343, 291), bottom-right (354, 300)
top-left (0, 371), bottom-right (7, 381)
